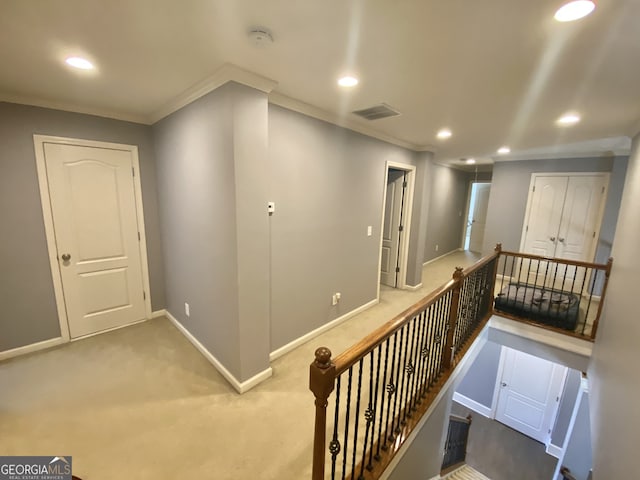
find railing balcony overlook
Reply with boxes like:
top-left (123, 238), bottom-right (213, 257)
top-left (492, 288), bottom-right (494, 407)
top-left (309, 244), bottom-right (612, 480)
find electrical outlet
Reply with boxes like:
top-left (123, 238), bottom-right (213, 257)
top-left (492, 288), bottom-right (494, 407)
top-left (435, 244), bottom-right (439, 252)
top-left (185, 302), bottom-right (190, 317)
top-left (332, 293), bottom-right (341, 306)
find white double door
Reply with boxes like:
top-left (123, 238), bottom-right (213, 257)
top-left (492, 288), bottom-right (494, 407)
top-left (37, 137), bottom-right (148, 338)
top-left (522, 174), bottom-right (608, 262)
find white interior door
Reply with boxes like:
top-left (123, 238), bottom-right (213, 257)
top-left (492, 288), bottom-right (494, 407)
top-left (495, 347), bottom-right (567, 443)
top-left (44, 142), bottom-right (147, 338)
top-left (555, 175), bottom-right (608, 262)
top-left (522, 176), bottom-right (568, 258)
top-left (468, 183), bottom-right (491, 253)
top-left (380, 170), bottom-right (405, 287)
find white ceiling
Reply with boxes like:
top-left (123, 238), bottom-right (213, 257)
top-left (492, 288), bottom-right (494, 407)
top-left (1, 0), bottom-right (638, 166)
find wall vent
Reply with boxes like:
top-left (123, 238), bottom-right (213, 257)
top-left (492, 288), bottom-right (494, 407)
top-left (352, 103), bottom-right (401, 121)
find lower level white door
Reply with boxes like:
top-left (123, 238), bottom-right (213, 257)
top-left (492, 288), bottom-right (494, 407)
top-left (42, 140), bottom-right (147, 338)
top-left (495, 347), bottom-right (567, 443)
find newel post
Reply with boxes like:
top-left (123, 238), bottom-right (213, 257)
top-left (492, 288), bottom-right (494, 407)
top-left (310, 347), bottom-right (336, 480)
top-left (590, 256), bottom-right (613, 340)
top-left (443, 267), bottom-right (464, 370)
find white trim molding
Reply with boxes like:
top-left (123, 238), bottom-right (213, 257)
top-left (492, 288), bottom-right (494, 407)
top-left (270, 298), bottom-right (379, 362)
top-left (404, 283), bottom-right (423, 291)
top-left (452, 392), bottom-right (493, 418)
top-left (546, 443), bottom-right (564, 459)
top-left (423, 248), bottom-right (463, 267)
top-left (165, 310), bottom-right (272, 394)
top-left (0, 337), bottom-right (66, 362)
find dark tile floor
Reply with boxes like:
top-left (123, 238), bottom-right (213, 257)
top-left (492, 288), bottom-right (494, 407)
top-left (451, 401), bottom-right (558, 480)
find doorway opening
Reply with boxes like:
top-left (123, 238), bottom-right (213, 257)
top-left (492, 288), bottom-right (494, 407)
top-left (378, 162), bottom-right (415, 293)
top-left (463, 182), bottom-right (491, 253)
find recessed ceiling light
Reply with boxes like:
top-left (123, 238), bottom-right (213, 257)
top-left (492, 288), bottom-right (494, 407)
top-left (338, 76), bottom-right (358, 87)
top-left (497, 146), bottom-right (511, 155)
top-left (65, 56), bottom-right (94, 70)
top-left (465, 158), bottom-right (476, 165)
top-left (554, 1), bottom-right (596, 22)
top-left (437, 128), bottom-right (452, 139)
top-left (557, 113), bottom-right (581, 126)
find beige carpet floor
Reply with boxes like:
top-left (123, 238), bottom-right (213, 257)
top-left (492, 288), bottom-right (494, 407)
top-left (0, 251), bottom-right (480, 480)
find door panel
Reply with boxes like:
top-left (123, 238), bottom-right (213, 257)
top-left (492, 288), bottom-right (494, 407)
top-left (522, 176), bottom-right (568, 258)
top-left (45, 142), bottom-right (146, 338)
top-left (469, 183), bottom-right (491, 253)
top-left (380, 170), bottom-right (405, 287)
top-left (495, 348), bottom-right (567, 443)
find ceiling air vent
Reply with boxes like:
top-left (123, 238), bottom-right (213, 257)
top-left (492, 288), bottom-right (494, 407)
top-left (352, 103), bottom-right (401, 121)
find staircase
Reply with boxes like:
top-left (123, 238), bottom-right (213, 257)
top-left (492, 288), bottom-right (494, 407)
top-left (442, 465), bottom-right (491, 480)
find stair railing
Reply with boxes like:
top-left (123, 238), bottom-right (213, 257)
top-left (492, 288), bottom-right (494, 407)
top-left (309, 246), bottom-right (500, 480)
top-left (441, 414), bottom-right (472, 475)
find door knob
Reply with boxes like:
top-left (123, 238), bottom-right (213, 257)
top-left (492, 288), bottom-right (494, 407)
top-left (61, 253), bottom-right (71, 262)
top-left (501, 382), bottom-right (508, 387)
top-left (558, 237), bottom-right (565, 243)
top-left (550, 237), bottom-right (556, 242)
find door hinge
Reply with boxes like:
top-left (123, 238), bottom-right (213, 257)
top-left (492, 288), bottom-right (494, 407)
top-left (138, 231), bottom-right (141, 241)
top-left (402, 181), bottom-right (407, 188)
top-left (399, 225), bottom-right (404, 232)
top-left (602, 186), bottom-right (605, 194)
top-left (132, 167), bottom-right (135, 177)
top-left (593, 231), bottom-right (596, 238)
top-left (143, 291), bottom-right (146, 300)
top-left (395, 267), bottom-right (400, 273)
top-left (548, 428), bottom-right (552, 434)
top-left (526, 225), bottom-right (529, 232)
top-left (533, 185), bottom-right (536, 192)
top-left (556, 396), bottom-right (560, 402)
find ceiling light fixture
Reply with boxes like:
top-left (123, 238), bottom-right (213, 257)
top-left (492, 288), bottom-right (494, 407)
top-left (557, 113), bottom-right (581, 126)
top-left (248, 28), bottom-right (274, 46)
top-left (465, 158), bottom-right (476, 165)
top-left (65, 56), bottom-right (94, 70)
top-left (497, 146), bottom-right (511, 154)
top-left (338, 76), bottom-right (359, 87)
top-left (437, 128), bottom-right (452, 139)
top-left (554, 1), bottom-right (596, 22)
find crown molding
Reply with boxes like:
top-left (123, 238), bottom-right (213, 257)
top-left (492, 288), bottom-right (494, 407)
top-left (149, 63), bottom-right (278, 124)
top-left (268, 91), bottom-right (424, 152)
top-left (0, 93), bottom-right (149, 124)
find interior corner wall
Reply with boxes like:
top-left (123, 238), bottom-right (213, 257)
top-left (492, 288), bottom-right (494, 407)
top-left (423, 164), bottom-right (469, 263)
top-left (588, 135), bottom-right (640, 478)
top-left (482, 156), bottom-right (626, 255)
top-left (0, 102), bottom-right (165, 352)
top-left (153, 84), bottom-right (242, 379)
top-left (455, 340), bottom-right (502, 408)
top-left (268, 105), bottom-right (420, 352)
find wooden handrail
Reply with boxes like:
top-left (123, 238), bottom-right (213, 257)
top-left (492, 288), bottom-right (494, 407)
top-left (333, 248), bottom-right (501, 375)
top-left (560, 466), bottom-right (577, 480)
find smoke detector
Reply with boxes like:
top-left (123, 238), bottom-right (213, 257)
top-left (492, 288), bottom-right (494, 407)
top-left (248, 28), bottom-right (274, 46)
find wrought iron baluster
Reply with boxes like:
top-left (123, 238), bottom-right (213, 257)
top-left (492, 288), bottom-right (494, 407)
top-left (341, 368), bottom-right (354, 480)
top-left (420, 304), bottom-right (435, 397)
top-left (330, 377), bottom-right (342, 480)
top-left (367, 345), bottom-right (382, 469)
top-left (375, 339), bottom-right (390, 458)
top-left (351, 359), bottom-right (364, 478)
top-left (357, 354), bottom-right (374, 480)
top-left (583, 268), bottom-right (599, 335)
top-left (410, 311), bottom-right (426, 411)
top-left (383, 332), bottom-right (398, 448)
top-left (392, 327), bottom-right (406, 434)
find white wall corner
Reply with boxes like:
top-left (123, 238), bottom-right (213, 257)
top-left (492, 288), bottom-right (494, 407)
top-left (452, 392), bottom-right (493, 418)
top-left (165, 310), bottom-right (271, 394)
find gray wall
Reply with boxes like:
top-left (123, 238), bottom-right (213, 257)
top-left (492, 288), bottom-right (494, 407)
top-left (482, 156), bottom-right (627, 258)
top-left (268, 105), bottom-right (424, 351)
top-left (153, 82), bottom-right (271, 382)
top-left (455, 340), bottom-right (502, 408)
top-left (423, 164), bottom-right (469, 262)
top-left (551, 369), bottom-right (582, 448)
top-left (0, 102), bottom-right (165, 352)
top-left (589, 134), bottom-right (640, 478)
top-left (560, 392), bottom-right (592, 480)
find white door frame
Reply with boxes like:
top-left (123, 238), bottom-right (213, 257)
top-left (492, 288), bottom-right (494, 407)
top-left (33, 135), bottom-right (153, 342)
top-left (519, 172), bottom-right (610, 260)
top-left (377, 161), bottom-right (416, 297)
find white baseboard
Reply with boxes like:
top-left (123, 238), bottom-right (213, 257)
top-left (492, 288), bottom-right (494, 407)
top-left (423, 248), bottom-right (463, 267)
top-left (165, 310), bottom-right (272, 394)
top-left (269, 298), bottom-right (379, 362)
top-left (151, 309), bottom-right (167, 318)
top-left (0, 336), bottom-right (66, 361)
top-left (405, 283), bottom-right (423, 291)
top-left (546, 443), bottom-right (563, 459)
top-left (452, 392), bottom-right (493, 418)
